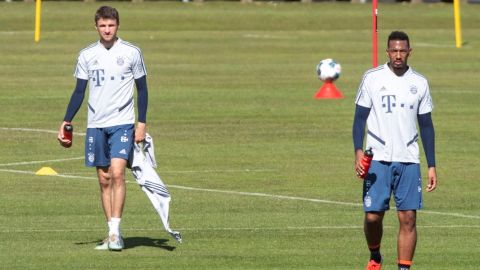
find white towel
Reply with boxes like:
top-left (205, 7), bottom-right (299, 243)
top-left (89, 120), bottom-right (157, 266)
top-left (129, 134), bottom-right (181, 243)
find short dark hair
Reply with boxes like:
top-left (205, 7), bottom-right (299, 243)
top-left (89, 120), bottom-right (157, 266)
top-left (387, 31), bottom-right (410, 48)
top-left (95, 6), bottom-right (120, 25)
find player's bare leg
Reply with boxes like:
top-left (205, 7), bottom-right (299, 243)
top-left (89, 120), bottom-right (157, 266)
top-left (365, 211), bottom-right (384, 249)
top-left (105, 158), bottom-right (127, 251)
top-left (97, 166), bottom-right (113, 221)
top-left (364, 211), bottom-right (384, 268)
top-left (109, 158), bottom-right (127, 219)
top-left (94, 166), bottom-right (113, 250)
top-left (397, 210), bottom-right (417, 269)
top-left (96, 160), bottom-right (126, 251)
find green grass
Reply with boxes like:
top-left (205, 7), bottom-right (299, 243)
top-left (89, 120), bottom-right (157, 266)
top-left (1, 1), bottom-right (480, 269)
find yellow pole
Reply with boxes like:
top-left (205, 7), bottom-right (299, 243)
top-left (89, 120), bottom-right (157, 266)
top-left (34, 0), bottom-right (41, 42)
top-left (453, 0), bottom-right (462, 48)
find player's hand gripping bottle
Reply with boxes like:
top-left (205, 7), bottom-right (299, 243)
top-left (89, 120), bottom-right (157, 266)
top-left (64, 123), bottom-right (73, 143)
top-left (360, 148), bottom-right (373, 179)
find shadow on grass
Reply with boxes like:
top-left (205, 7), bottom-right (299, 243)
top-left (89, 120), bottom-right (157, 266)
top-left (124, 236), bottom-right (176, 251)
top-left (75, 237), bottom-right (176, 251)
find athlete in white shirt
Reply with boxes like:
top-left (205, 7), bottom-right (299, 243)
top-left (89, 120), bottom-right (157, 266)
top-left (356, 63), bottom-right (432, 164)
top-left (74, 37), bottom-right (146, 128)
top-left (352, 31), bottom-right (437, 270)
top-left (57, 6), bottom-right (149, 251)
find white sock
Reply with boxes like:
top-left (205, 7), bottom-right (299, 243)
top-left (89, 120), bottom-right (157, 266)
top-left (109, 217), bottom-right (121, 236)
top-left (107, 220), bottom-right (112, 236)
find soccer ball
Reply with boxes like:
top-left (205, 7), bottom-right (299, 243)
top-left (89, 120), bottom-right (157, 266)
top-left (316, 58), bottom-right (341, 82)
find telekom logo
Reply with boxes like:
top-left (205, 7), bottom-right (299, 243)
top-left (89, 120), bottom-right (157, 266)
top-left (382, 95), bottom-right (396, 113)
top-left (90, 69), bottom-right (105, 87)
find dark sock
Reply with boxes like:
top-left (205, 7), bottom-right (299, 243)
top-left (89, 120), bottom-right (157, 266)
top-left (398, 259), bottom-right (412, 269)
top-left (369, 247), bottom-right (382, 263)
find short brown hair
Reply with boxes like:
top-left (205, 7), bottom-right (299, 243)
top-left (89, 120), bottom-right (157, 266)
top-left (95, 6), bottom-right (120, 25)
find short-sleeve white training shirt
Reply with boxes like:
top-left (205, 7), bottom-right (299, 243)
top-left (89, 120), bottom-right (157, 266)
top-left (74, 38), bottom-right (147, 128)
top-left (355, 63), bottom-right (433, 164)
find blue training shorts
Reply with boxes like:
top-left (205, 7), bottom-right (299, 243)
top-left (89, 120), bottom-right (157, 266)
top-left (84, 124), bottom-right (135, 167)
top-left (363, 161), bottom-right (423, 212)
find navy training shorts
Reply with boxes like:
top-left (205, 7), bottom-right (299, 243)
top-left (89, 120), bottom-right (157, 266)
top-left (84, 124), bottom-right (135, 167)
top-left (363, 161), bottom-right (423, 212)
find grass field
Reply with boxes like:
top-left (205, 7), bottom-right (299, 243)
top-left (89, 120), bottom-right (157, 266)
top-left (1, 1), bottom-right (480, 269)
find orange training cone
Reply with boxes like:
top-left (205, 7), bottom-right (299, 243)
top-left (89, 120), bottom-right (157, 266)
top-left (314, 80), bottom-right (343, 99)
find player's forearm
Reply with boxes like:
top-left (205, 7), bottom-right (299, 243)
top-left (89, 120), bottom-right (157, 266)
top-left (418, 113), bottom-right (436, 167)
top-left (135, 76), bottom-right (148, 123)
top-left (63, 78), bottom-right (88, 122)
top-left (352, 105), bottom-right (371, 151)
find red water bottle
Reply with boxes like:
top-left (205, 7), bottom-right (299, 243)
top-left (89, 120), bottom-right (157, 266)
top-left (64, 123), bottom-right (73, 142)
top-left (360, 148), bottom-right (373, 179)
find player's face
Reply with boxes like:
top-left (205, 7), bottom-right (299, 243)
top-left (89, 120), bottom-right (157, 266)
top-left (386, 40), bottom-right (411, 73)
top-left (95, 18), bottom-right (118, 45)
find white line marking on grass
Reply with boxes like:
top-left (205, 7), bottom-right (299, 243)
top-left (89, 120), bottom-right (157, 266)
top-left (163, 169), bottom-right (277, 174)
top-left (417, 225), bottom-right (480, 228)
top-left (0, 169), bottom-right (95, 180)
top-left (168, 184), bottom-right (361, 207)
top-left (2, 224), bottom-right (480, 234)
top-left (0, 127), bottom-right (86, 136)
top-left (415, 42), bottom-right (456, 48)
top-left (419, 210), bottom-right (480, 220)
top-left (1, 168), bottom-right (479, 220)
top-left (0, 156), bottom-right (84, 167)
top-left (243, 33), bottom-right (297, 40)
top-left (151, 224), bottom-right (480, 230)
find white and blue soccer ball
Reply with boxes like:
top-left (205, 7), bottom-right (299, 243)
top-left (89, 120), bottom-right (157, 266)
top-left (316, 58), bottom-right (341, 82)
